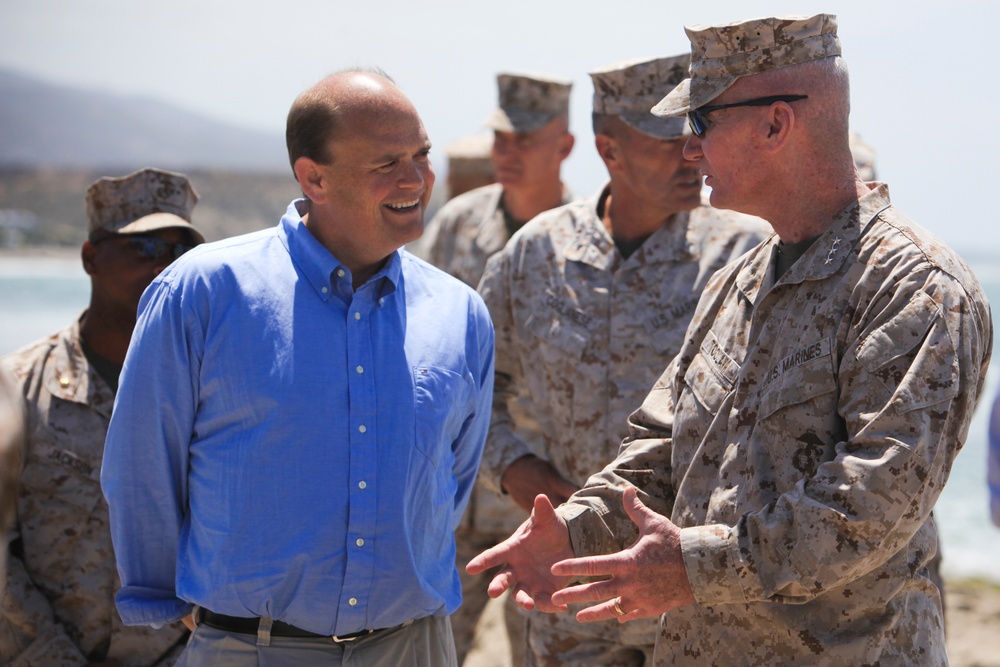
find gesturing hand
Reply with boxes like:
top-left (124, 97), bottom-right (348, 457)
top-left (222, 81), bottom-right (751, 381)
top-left (466, 493), bottom-right (576, 612)
top-left (550, 486), bottom-right (696, 623)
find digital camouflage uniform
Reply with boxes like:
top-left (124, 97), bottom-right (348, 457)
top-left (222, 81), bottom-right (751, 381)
top-left (562, 185), bottom-right (993, 666)
top-left (1, 314), bottom-right (187, 666)
top-left (420, 180), bottom-right (572, 664)
top-left (478, 185), bottom-right (770, 665)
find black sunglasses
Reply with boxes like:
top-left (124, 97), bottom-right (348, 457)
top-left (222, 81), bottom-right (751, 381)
top-left (96, 235), bottom-right (195, 261)
top-left (687, 94), bottom-right (809, 137)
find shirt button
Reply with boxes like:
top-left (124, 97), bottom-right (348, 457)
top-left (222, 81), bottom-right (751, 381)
top-left (354, 312), bottom-right (361, 320)
top-left (358, 425), bottom-right (366, 434)
top-left (358, 481), bottom-right (367, 490)
top-left (355, 365), bottom-right (364, 374)
top-left (58, 375), bottom-right (71, 388)
top-left (356, 538), bottom-right (365, 547)
top-left (349, 597), bottom-right (358, 606)
top-left (337, 269), bottom-right (346, 278)
top-left (378, 297), bottom-right (385, 306)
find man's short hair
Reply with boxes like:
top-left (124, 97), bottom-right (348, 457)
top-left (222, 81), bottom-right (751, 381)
top-left (285, 67), bottom-right (394, 174)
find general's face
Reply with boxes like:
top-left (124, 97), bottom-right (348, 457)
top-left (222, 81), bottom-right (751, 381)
top-left (491, 117), bottom-right (571, 190)
top-left (682, 88), bottom-right (766, 213)
top-left (85, 227), bottom-right (195, 320)
top-left (320, 102), bottom-right (435, 255)
top-left (614, 125), bottom-right (702, 215)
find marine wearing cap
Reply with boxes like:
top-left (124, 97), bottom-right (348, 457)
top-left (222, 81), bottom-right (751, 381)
top-left (652, 14), bottom-right (841, 116)
top-left (484, 72), bottom-right (572, 133)
top-left (590, 53), bottom-right (691, 139)
top-left (86, 167), bottom-right (205, 243)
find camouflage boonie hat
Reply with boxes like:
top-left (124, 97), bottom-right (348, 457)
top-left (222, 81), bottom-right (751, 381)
top-left (484, 72), bottom-right (572, 133)
top-left (445, 134), bottom-right (494, 179)
top-left (652, 14), bottom-right (841, 117)
top-left (86, 167), bottom-right (204, 243)
top-left (590, 54), bottom-right (691, 140)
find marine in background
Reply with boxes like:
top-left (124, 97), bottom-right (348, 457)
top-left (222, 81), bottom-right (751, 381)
top-left (1, 167), bottom-right (202, 666)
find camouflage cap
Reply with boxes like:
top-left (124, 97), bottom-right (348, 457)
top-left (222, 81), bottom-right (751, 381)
top-left (86, 168), bottom-right (204, 243)
top-left (590, 54), bottom-right (691, 140)
top-left (484, 72), bottom-right (572, 133)
top-left (652, 14), bottom-right (841, 117)
top-left (445, 134), bottom-right (494, 178)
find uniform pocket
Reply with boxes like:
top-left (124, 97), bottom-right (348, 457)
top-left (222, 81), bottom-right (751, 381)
top-left (684, 331), bottom-right (738, 416)
top-left (757, 337), bottom-right (837, 421)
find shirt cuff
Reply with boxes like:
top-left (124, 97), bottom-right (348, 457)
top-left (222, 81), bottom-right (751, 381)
top-left (115, 586), bottom-right (193, 627)
top-left (560, 502), bottom-right (620, 558)
top-left (679, 523), bottom-right (752, 606)
top-left (482, 432), bottom-right (533, 493)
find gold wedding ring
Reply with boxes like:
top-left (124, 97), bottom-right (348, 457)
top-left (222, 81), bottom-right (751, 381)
top-left (613, 596), bottom-right (626, 617)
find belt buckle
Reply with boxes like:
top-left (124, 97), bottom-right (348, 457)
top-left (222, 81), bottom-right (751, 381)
top-left (330, 630), bottom-right (369, 643)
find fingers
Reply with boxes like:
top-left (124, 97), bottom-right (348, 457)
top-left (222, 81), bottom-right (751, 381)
top-left (466, 542), bottom-right (507, 575)
top-left (550, 552), bottom-right (622, 579)
top-left (485, 567), bottom-right (515, 599)
top-left (531, 492), bottom-right (558, 522)
top-left (621, 486), bottom-right (652, 528)
top-left (550, 578), bottom-right (616, 607)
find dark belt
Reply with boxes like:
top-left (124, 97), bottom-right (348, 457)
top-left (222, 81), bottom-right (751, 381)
top-left (199, 609), bottom-right (391, 643)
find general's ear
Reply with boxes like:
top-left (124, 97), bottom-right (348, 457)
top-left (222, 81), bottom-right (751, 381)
top-left (293, 157), bottom-right (328, 204)
top-left (762, 102), bottom-right (796, 151)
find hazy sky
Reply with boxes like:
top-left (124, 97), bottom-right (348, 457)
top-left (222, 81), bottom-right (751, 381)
top-left (3, 0), bottom-right (998, 255)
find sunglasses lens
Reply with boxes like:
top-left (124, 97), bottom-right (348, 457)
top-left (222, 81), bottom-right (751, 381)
top-left (688, 111), bottom-right (706, 137)
top-left (127, 237), bottom-right (191, 260)
top-left (128, 238), bottom-right (162, 259)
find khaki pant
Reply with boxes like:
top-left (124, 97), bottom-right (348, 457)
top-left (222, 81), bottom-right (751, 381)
top-left (176, 615), bottom-right (456, 666)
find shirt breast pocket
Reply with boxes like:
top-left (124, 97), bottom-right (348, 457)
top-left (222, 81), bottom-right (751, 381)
top-left (413, 365), bottom-right (476, 469)
top-left (523, 309), bottom-right (590, 361)
top-left (684, 332), bottom-right (738, 416)
top-left (757, 339), bottom-right (837, 421)
top-left (21, 438), bottom-right (104, 514)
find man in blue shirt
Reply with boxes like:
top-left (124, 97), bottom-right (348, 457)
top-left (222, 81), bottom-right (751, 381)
top-left (101, 69), bottom-right (495, 666)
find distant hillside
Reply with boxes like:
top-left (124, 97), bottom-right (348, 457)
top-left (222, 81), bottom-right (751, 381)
top-left (0, 167), bottom-right (302, 246)
top-left (0, 68), bottom-right (287, 172)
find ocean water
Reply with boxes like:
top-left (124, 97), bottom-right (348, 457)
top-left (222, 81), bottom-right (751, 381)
top-left (1, 252), bottom-right (998, 583)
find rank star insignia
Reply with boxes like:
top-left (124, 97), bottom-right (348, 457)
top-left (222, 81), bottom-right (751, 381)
top-left (824, 236), bottom-right (842, 265)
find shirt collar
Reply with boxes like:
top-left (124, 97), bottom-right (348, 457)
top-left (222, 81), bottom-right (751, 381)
top-left (278, 199), bottom-right (401, 301)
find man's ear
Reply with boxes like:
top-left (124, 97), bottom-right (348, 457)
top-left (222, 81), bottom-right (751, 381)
top-left (558, 132), bottom-right (575, 161)
top-left (763, 102), bottom-right (796, 150)
top-left (293, 157), bottom-right (328, 204)
top-left (81, 241), bottom-right (98, 277)
top-left (594, 134), bottom-right (619, 171)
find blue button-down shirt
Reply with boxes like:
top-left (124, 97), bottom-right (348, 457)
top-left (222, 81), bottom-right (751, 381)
top-left (101, 200), bottom-right (494, 635)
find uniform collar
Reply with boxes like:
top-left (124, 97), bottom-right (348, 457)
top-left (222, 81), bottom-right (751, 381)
top-left (475, 183), bottom-right (574, 255)
top-left (737, 183), bottom-right (893, 304)
top-left (43, 311), bottom-right (115, 418)
top-left (564, 182), bottom-right (696, 269)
